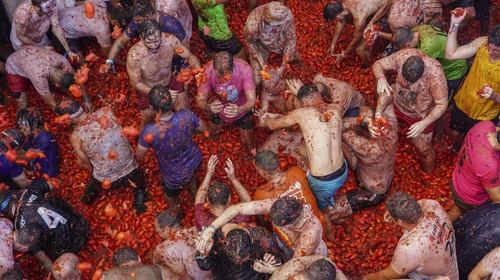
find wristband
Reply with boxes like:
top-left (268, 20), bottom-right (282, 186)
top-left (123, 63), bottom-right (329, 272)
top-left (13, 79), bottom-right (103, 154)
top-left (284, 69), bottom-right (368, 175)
top-left (106, 59), bottom-right (114, 64)
top-left (377, 75), bottom-right (387, 80)
top-left (84, 97), bottom-right (91, 103)
top-left (203, 225), bottom-right (216, 233)
top-left (340, 51), bottom-right (346, 58)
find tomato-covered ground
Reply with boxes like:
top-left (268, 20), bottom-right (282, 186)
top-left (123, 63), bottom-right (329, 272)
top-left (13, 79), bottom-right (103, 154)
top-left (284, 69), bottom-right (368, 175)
top-left (1, 0), bottom-right (499, 279)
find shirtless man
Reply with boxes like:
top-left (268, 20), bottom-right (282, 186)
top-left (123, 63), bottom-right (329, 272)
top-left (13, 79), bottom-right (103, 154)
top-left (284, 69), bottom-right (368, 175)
top-left (323, 0), bottom-right (389, 67)
top-left (244, 2), bottom-right (300, 85)
top-left (197, 196), bottom-right (328, 265)
top-left (374, 49), bottom-right (448, 173)
top-left (327, 105), bottom-right (398, 223)
top-left (155, 0), bottom-right (193, 43)
top-left (101, 0), bottom-right (188, 73)
top-left (5, 46), bottom-right (93, 112)
top-left (10, 0), bottom-right (77, 60)
top-left (127, 19), bottom-right (201, 128)
top-left (258, 83), bottom-right (346, 238)
top-left (363, 192), bottom-right (458, 280)
top-left (58, 0), bottom-right (112, 64)
top-left (153, 211), bottom-right (212, 280)
top-left (55, 98), bottom-right (147, 214)
top-left (101, 247), bottom-right (165, 280)
top-left (267, 255), bottom-right (347, 280)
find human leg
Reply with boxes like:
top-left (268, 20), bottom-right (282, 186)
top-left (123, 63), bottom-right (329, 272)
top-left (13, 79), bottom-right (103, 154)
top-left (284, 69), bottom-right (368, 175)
top-left (411, 133), bottom-right (435, 174)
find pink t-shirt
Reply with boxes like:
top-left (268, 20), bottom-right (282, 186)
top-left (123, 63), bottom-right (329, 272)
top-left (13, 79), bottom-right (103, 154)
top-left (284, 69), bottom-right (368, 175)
top-left (453, 121), bottom-right (500, 205)
top-left (0, 218), bottom-right (15, 276)
top-left (482, 247), bottom-right (500, 280)
top-left (10, 0), bottom-right (59, 51)
top-left (5, 45), bottom-right (73, 95)
top-left (391, 200), bottom-right (458, 280)
top-left (198, 59), bottom-right (256, 123)
top-left (59, 0), bottom-right (112, 48)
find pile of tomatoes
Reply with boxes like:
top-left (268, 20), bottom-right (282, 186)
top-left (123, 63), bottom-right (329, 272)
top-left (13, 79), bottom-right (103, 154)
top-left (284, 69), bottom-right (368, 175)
top-left (1, 0), bottom-right (499, 278)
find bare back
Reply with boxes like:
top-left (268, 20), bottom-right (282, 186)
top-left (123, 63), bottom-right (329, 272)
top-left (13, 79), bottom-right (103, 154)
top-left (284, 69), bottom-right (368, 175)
top-left (344, 0), bottom-right (389, 22)
top-left (313, 74), bottom-right (366, 113)
top-left (102, 265), bottom-right (163, 280)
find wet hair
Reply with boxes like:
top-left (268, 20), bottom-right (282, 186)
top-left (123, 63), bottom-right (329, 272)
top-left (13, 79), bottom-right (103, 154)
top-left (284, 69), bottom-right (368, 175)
top-left (31, 0), bottom-right (46, 8)
top-left (59, 72), bottom-right (75, 90)
top-left (303, 259), bottom-right (336, 280)
top-left (131, 0), bottom-right (154, 18)
top-left (139, 19), bottom-right (161, 40)
top-left (17, 108), bottom-right (44, 131)
top-left (254, 150), bottom-right (280, 171)
top-left (488, 24), bottom-right (500, 47)
top-left (393, 27), bottom-right (414, 50)
top-left (155, 210), bottom-right (179, 228)
top-left (402, 56), bottom-right (424, 84)
top-left (2, 128), bottom-right (25, 149)
top-left (213, 51), bottom-right (234, 76)
top-left (149, 85), bottom-right (172, 113)
top-left (208, 182), bottom-right (231, 206)
top-left (1, 268), bottom-right (24, 280)
top-left (55, 98), bottom-right (81, 116)
top-left (15, 225), bottom-right (41, 251)
top-left (323, 2), bottom-right (343, 21)
top-left (225, 229), bottom-right (253, 266)
top-left (386, 192), bottom-right (422, 224)
top-left (270, 196), bottom-right (303, 226)
top-left (113, 247), bottom-right (139, 267)
top-left (297, 84), bottom-right (320, 101)
top-left (110, 7), bottom-right (131, 28)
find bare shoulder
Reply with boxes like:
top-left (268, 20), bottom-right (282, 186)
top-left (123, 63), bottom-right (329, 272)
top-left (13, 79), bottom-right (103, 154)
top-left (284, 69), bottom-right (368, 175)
top-left (127, 42), bottom-right (144, 60)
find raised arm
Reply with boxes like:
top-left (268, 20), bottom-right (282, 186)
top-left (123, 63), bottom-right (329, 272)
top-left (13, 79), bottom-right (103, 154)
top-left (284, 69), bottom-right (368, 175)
top-left (446, 13), bottom-right (486, 60)
top-left (194, 155), bottom-right (219, 205)
top-left (225, 158), bottom-right (252, 202)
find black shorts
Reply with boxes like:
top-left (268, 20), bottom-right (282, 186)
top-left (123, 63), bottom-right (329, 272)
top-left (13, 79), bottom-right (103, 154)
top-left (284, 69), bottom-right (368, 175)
top-left (67, 38), bottom-right (80, 53)
top-left (452, 0), bottom-right (474, 8)
top-left (210, 111), bottom-right (255, 130)
top-left (346, 181), bottom-right (387, 213)
top-left (474, 0), bottom-right (491, 21)
top-left (450, 180), bottom-right (489, 212)
top-left (447, 78), bottom-right (464, 100)
top-left (449, 106), bottom-right (496, 135)
top-left (87, 168), bottom-right (146, 191)
top-left (162, 161), bottom-right (201, 197)
top-left (198, 31), bottom-right (243, 56)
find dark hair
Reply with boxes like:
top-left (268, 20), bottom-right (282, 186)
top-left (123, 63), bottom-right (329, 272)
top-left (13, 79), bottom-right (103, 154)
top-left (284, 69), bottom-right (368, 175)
top-left (303, 259), bottom-right (337, 280)
top-left (208, 182), bottom-right (231, 206)
top-left (402, 56), bottom-right (424, 84)
top-left (254, 150), bottom-right (280, 171)
top-left (386, 192), bottom-right (422, 224)
top-left (155, 210), bottom-right (179, 228)
top-left (59, 72), bottom-right (75, 90)
top-left (2, 128), bottom-right (25, 150)
top-left (139, 19), bottom-right (161, 40)
top-left (55, 98), bottom-right (81, 116)
top-left (15, 225), bottom-right (41, 250)
top-left (149, 85), bottom-right (172, 113)
top-left (393, 27), bottom-right (414, 49)
top-left (270, 196), bottom-right (303, 226)
top-left (131, 0), bottom-right (154, 18)
top-left (225, 229), bottom-right (253, 266)
top-left (31, 0), bottom-right (45, 8)
top-left (1, 268), bottom-right (24, 280)
top-left (110, 7), bottom-right (131, 28)
top-left (488, 24), bottom-right (500, 47)
top-left (17, 108), bottom-right (44, 131)
top-left (297, 84), bottom-right (320, 101)
top-left (214, 51), bottom-right (234, 76)
top-left (323, 2), bottom-right (343, 21)
top-left (113, 247), bottom-right (139, 267)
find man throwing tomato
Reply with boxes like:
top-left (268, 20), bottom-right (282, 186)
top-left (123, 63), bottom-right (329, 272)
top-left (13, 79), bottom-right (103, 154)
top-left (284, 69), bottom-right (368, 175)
top-left (196, 51), bottom-right (257, 152)
top-left (373, 49), bottom-right (448, 174)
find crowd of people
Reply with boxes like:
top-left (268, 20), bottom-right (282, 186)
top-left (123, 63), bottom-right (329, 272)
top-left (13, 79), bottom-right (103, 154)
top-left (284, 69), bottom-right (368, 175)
top-left (0, 0), bottom-right (499, 279)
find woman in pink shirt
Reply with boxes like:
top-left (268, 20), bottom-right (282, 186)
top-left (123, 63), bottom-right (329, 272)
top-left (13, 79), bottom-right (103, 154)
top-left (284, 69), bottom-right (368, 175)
top-left (448, 121), bottom-right (500, 221)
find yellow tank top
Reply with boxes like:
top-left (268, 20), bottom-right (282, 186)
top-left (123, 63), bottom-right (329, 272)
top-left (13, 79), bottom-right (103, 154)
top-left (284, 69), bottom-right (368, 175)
top-left (454, 42), bottom-right (500, 120)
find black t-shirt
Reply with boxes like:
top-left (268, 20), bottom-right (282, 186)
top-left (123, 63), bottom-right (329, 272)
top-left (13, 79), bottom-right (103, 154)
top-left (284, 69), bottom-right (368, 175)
top-left (14, 180), bottom-right (89, 258)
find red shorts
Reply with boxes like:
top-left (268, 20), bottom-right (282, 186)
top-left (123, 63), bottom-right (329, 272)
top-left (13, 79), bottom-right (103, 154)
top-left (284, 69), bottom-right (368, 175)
top-left (137, 78), bottom-right (185, 110)
top-left (7, 74), bottom-right (30, 97)
top-left (394, 104), bottom-right (435, 134)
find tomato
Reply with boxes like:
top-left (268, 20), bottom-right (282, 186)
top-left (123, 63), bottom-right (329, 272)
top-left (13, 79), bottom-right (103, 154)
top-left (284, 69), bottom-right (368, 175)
top-left (70, 84), bottom-right (82, 98)
top-left (77, 262), bottom-right (93, 272)
top-left (144, 133), bottom-right (154, 143)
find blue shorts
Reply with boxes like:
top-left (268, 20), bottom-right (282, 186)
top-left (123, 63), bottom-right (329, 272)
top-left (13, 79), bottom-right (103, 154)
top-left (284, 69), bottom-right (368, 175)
top-left (308, 159), bottom-right (348, 210)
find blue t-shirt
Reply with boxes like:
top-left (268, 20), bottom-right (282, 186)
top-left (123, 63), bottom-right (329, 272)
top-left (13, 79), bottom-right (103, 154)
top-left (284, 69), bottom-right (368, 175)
top-left (0, 145), bottom-right (24, 179)
top-left (125, 12), bottom-right (186, 42)
top-left (139, 110), bottom-right (202, 186)
top-left (23, 130), bottom-right (60, 177)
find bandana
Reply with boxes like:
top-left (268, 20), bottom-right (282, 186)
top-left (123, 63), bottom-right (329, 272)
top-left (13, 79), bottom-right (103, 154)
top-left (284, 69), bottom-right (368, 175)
top-left (69, 107), bottom-right (84, 119)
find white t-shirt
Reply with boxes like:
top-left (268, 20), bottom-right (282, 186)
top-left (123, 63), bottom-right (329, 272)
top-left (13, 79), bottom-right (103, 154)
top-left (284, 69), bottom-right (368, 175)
top-left (391, 199), bottom-right (459, 280)
top-left (483, 247), bottom-right (500, 280)
top-left (0, 218), bottom-right (15, 276)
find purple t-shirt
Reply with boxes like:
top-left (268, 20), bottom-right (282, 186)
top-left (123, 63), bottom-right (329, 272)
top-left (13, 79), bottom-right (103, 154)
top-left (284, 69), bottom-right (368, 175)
top-left (139, 110), bottom-right (202, 187)
top-left (194, 203), bottom-right (251, 231)
top-left (0, 146), bottom-right (24, 179)
top-left (23, 130), bottom-right (60, 177)
top-left (198, 59), bottom-right (256, 123)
